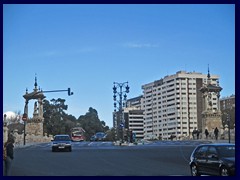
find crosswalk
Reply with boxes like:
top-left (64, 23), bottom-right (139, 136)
top-left (15, 140), bottom-right (214, 150)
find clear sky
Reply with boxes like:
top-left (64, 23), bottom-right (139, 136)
top-left (3, 4), bottom-right (235, 128)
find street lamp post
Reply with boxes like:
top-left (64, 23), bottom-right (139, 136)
top-left (113, 82), bottom-right (129, 143)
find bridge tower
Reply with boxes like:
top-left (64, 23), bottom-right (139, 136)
top-left (199, 67), bottom-right (222, 135)
top-left (23, 75), bottom-right (46, 137)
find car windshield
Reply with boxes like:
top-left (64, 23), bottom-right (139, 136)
top-left (217, 145), bottom-right (235, 157)
top-left (54, 136), bottom-right (70, 141)
top-left (96, 132), bottom-right (105, 137)
top-left (73, 132), bottom-right (82, 136)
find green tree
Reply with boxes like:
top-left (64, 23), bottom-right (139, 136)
top-left (43, 98), bottom-right (77, 136)
top-left (105, 127), bottom-right (116, 141)
top-left (43, 99), bottom-right (109, 139)
top-left (101, 120), bottom-right (110, 133)
top-left (78, 107), bottom-right (104, 140)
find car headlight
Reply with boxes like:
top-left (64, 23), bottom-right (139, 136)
top-left (227, 163), bottom-right (234, 167)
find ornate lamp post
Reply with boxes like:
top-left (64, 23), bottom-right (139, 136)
top-left (113, 82), bottom-right (129, 143)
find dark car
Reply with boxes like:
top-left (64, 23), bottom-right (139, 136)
top-left (52, 134), bottom-right (72, 152)
top-left (94, 132), bottom-right (107, 141)
top-left (189, 143), bottom-right (235, 176)
top-left (90, 135), bottom-right (96, 141)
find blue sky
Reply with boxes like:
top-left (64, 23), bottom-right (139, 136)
top-left (3, 4), bottom-right (235, 127)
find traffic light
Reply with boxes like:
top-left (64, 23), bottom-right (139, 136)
top-left (68, 88), bottom-right (73, 96)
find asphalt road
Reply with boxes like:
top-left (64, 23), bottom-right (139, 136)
top-left (10, 140), bottom-right (206, 176)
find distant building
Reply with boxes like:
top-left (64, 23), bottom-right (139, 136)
top-left (141, 70), bottom-right (221, 140)
top-left (220, 95), bottom-right (235, 131)
top-left (126, 95), bottom-right (143, 109)
top-left (124, 96), bottom-right (144, 139)
top-left (220, 95), bottom-right (235, 110)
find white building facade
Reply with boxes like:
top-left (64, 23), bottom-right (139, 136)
top-left (141, 71), bottom-right (220, 140)
top-left (124, 96), bottom-right (144, 139)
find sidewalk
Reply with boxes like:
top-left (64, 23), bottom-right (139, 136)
top-left (113, 138), bottom-right (235, 146)
top-left (205, 139), bottom-right (235, 144)
top-left (14, 141), bottom-right (49, 149)
top-left (113, 139), bottom-right (154, 146)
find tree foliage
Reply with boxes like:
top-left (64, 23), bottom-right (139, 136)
top-left (78, 107), bottom-right (106, 140)
top-left (43, 99), bottom-right (109, 139)
top-left (43, 98), bottom-right (77, 136)
top-left (105, 127), bottom-right (116, 141)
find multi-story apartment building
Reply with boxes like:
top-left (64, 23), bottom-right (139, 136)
top-left (126, 95), bottom-right (143, 109)
top-left (113, 95), bottom-right (144, 140)
top-left (220, 95), bottom-right (235, 110)
top-left (141, 71), bottom-right (220, 140)
top-left (220, 95), bottom-right (235, 129)
top-left (124, 96), bottom-right (144, 139)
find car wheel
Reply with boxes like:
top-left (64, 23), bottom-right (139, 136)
top-left (220, 166), bottom-right (229, 176)
top-left (52, 148), bottom-right (55, 152)
top-left (191, 164), bottom-right (200, 176)
top-left (69, 147), bottom-right (72, 152)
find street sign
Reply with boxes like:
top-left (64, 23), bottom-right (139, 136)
top-left (22, 113), bottom-right (27, 121)
top-left (119, 123), bottom-right (124, 128)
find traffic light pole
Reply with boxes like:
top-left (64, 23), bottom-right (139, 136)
top-left (41, 88), bottom-right (74, 96)
top-left (22, 88), bottom-right (73, 145)
top-left (23, 121), bottom-right (26, 145)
